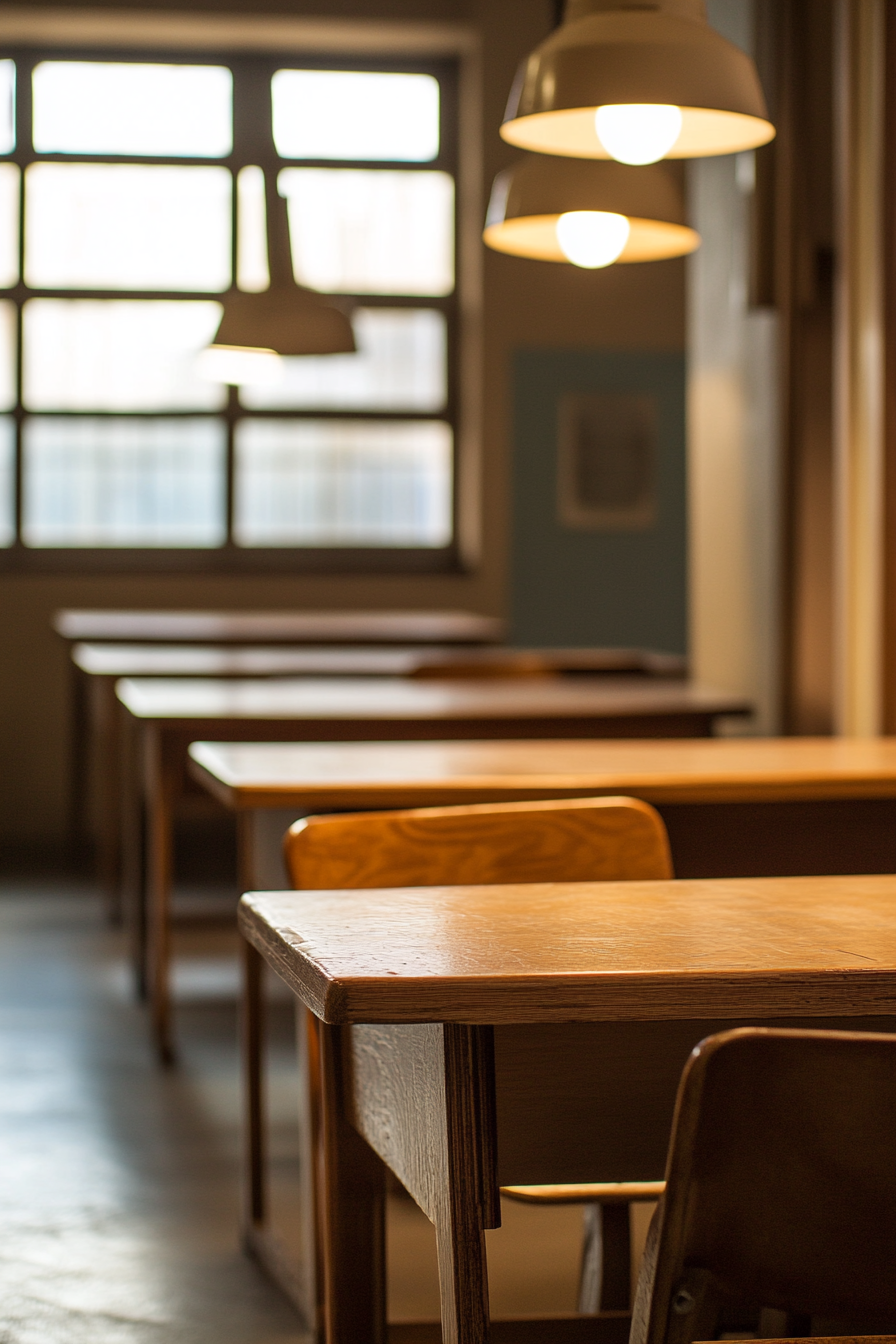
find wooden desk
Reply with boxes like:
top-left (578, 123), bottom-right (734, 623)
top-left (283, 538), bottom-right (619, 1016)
top-left (190, 736), bottom-right (896, 889)
top-left (55, 607), bottom-right (504, 859)
top-left (73, 640), bottom-right (686, 907)
top-left (240, 874), bottom-right (896, 1344)
top-left (54, 608), bottom-right (505, 644)
top-left (118, 678), bottom-right (749, 1060)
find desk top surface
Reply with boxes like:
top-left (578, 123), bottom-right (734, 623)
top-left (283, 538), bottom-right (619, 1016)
top-left (117, 675), bottom-right (748, 724)
top-left (190, 735), bottom-right (896, 809)
top-left (73, 642), bottom-right (687, 680)
top-left (55, 608), bottom-right (504, 645)
top-left (239, 874), bottom-right (896, 1025)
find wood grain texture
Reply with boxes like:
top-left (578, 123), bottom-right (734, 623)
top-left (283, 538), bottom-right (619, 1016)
top-left (238, 875), bottom-right (896, 1025)
top-left (285, 797), bottom-right (672, 892)
top-left (189, 736), bottom-right (896, 813)
top-left (117, 675), bottom-right (749, 725)
top-left (345, 1022), bottom-right (498, 1344)
top-left (55, 608), bottom-right (504, 644)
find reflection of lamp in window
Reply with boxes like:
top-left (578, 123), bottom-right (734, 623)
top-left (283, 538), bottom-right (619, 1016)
top-left (198, 166), bottom-right (354, 387)
top-left (500, 0), bottom-right (774, 164)
top-left (482, 155), bottom-right (699, 267)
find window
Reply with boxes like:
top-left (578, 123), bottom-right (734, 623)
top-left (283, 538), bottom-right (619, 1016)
top-left (0, 49), bottom-right (463, 569)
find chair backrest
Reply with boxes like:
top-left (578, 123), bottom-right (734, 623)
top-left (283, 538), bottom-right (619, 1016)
top-left (284, 794), bottom-right (673, 890)
top-left (631, 1027), bottom-right (896, 1344)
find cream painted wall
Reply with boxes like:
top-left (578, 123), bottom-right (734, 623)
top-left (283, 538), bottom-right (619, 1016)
top-left (0, 0), bottom-right (687, 848)
top-left (687, 0), bottom-right (781, 734)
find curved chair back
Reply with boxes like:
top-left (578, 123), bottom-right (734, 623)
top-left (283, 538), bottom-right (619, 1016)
top-left (284, 794), bottom-right (672, 890)
top-left (632, 1027), bottom-right (896, 1344)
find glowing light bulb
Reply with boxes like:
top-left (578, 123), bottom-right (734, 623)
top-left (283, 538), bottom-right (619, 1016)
top-left (595, 104), bottom-right (683, 165)
top-left (555, 211), bottom-right (630, 268)
top-left (196, 344), bottom-right (283, 387)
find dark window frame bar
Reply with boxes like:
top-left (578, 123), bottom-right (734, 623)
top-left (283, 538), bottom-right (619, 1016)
top-left (0, 44), bottom-right (462, 574)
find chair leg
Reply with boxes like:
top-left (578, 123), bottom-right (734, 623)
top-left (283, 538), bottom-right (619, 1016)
top-left (578, 1202), bottom-right (632, 1313)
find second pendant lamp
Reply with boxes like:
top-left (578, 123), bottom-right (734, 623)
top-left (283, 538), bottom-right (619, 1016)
top-left (483, 154), bottom-right (699, 267)
top-left (199, 173), bottom-right (355, 387)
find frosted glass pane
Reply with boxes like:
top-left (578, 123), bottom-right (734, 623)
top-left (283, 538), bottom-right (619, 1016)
top-left (241, 308), bottom-right (446, 411)
top-left (0, 61), bottom-right (14, 155)
top-left (0, 417), bottom-right (14, 546)
top-left (25, 164), bottom-right (231, 291)
top-left (0, 300), bottom-right (16, 411)
top-left (33, 62), bottom-right (232, 158)
top-left (0, 163), bottom-right (20, 288)
top-left (272, 70), bottom-right (439, 162)
top-left (237, 166), bottom-right (269, 292)
top-left (235, 418), bottom-right (451, 547)
top-left (23, 300), bottom-right (225, 411)
top-left (279, 169), bottom-right (454, 296)
top-left (23, 417), bottom-right (226, 547)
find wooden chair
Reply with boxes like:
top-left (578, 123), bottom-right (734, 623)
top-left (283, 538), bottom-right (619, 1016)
top-left (284, 794), bottom-right (672, 1314)
top-left (631, 1027), bottom-right (896, 1344)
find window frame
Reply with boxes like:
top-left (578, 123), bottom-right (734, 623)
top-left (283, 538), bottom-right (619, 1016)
top-left (0, 29), bottom-right (480, 574)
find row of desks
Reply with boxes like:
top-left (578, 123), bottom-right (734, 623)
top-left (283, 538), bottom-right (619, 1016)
top-left (54, 611), bottom-right (896, 1341)
top-left (118, 676), bottom-right (749, 1060)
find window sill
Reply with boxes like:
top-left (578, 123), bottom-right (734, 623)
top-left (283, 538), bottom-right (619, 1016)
top-left (0, 544), bottom-right (462, 576)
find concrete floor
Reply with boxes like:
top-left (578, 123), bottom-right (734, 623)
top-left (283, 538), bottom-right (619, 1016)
top-left (0, 883), bottom-right (304, 1344)
top-left (0, 881), bottom-right (641, 1343)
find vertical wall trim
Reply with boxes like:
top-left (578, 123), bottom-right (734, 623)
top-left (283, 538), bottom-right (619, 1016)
top-left (833, 0), bottom-right (886, 736)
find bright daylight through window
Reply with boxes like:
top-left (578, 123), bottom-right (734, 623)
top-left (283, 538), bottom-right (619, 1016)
top-left (0, 53), bottom-right (458, 559)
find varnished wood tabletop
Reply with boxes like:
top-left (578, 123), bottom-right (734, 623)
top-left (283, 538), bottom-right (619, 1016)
top-left (55, 608), bottom-right (504, 644)
top-left (190, 735), bottom-right (896, 811)
top-left (117, 675), bottom-right (748, 724)
top-left (239, 874), bottom-right (896, 1026)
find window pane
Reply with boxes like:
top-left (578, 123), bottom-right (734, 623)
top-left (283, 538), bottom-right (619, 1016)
top-left (235, 418), bottom-right (452, 547)
top-left (23, 417), bottom-right (226, 547)
top-left (23, 300), bottom-right (225, 411)
top-left (0, 300), bottom-right (16, 411)
top-left (237, 166), bottom-right (269, 292)
top-left (33, 62), bottom-right (232, 158)
top-left (0, 162), bottom-right (19, 288)
top-left (0, 416), bottom-right (14, 546)
top-left (25, 164), bottom-right (231, 291)
top-left (279, 168), bottom-right (454, 296)
top-left (0, 60), bottom-right (14, 155)
top-left (272, 70), bottom-right (439, 162)
top-left (240, 308), bottom-right (446, 411)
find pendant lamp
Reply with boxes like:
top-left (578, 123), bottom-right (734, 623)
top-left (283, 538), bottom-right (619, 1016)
top-left (483, 154), bottom-right (699, 266)
top-left (199, 174), bottom-right (355, 386)
top-left (501, 0), bottom-right (775, 164)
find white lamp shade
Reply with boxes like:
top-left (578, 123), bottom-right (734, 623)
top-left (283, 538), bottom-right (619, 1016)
top-left (483, 155), bottom-right (700, 264)
top-left (501, 0), bottom-right (775, 161)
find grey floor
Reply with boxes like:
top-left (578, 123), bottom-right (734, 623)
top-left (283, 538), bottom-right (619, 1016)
top-left (0, 883), bottom-right (304, 1344)
top-left (0, 881), bottom-right (637, 1343)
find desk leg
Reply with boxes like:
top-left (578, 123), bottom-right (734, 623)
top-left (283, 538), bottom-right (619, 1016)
top-left (121, 712), bottom-right (147, 1000)
top-left (242, 934), bottom-right (266, 1228)
top-left (96, 677), bottom-right (124, 923)
top-left (319, 1021), bottom-right (388, 1344)
top-left (145, 727), bottom-right (177, 1064)
top-left (336, 1021), bottom-right (498, 1344)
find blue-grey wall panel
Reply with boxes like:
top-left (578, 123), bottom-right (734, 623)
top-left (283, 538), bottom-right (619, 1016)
top-left (510, 348), bottom-right (687, 652)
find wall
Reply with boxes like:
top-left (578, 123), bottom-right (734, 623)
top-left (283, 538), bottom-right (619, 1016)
top-left (687, 0), bottom-right (781, 733)
top-left (0, 0), bottom-right (686, 849)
